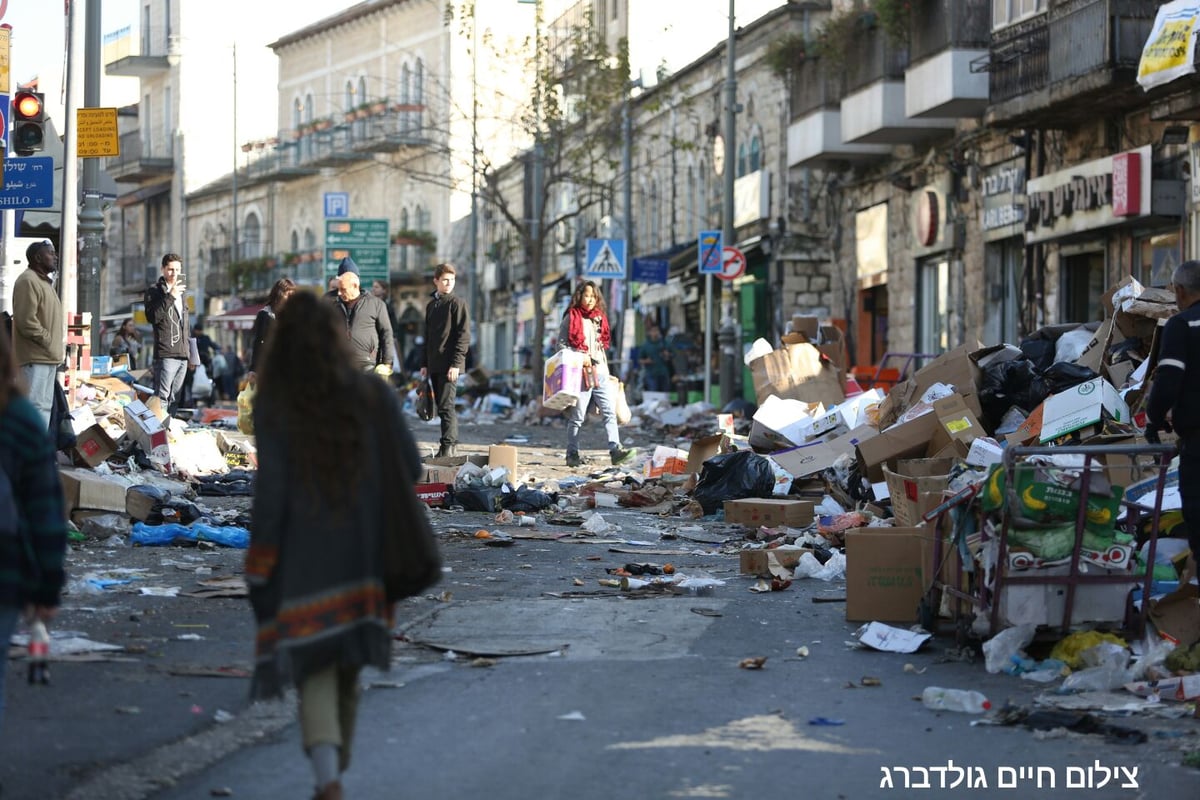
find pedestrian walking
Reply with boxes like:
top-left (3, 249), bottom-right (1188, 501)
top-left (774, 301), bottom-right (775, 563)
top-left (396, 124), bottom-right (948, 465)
top-left (1145, 259), bottom-right (1200, 586)
top-left (10, 240), bottom-right (64, 429)
top-left (0, 322), bottom-right (68, 733)
top-left (557, 280), bottom-right (636, 468)
top-left (144, 253), bottom-right (191, 414)
top-left (638, 324), bottom-right (672, 393)
top-left (108, 318), bottom-right (143, 370)
top-left (334, 270), bottom-right (396, 374)
top-left (246, 291), bottom-right (423, 800)
top-left (422, 263), bottom-right (471, 458)
top-left (249, 278), bottom-right (296, 379)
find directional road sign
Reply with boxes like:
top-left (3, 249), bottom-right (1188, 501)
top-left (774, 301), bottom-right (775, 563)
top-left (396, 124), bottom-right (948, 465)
top-left (631, 257), bottom-right (669, 284)
top-left (718, 246), bottom-right (746, 281)
top-left (325, 218), bottom-right (389, 284)
top-left (584, 238), bottom-right (626, 279)
top-left (0, 156), bottom-right (54, 209)
top-left (698, 230), bottom-right (723, 274)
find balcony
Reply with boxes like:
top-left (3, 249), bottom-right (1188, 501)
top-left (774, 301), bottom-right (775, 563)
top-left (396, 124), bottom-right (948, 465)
top-left (236, 134), bottom-right (318, 189)
top-left (105, 35), bottom-right (176, 77)
top-left (300, 125), bottom-right (374, 168)
top-left (351, 105), bottom-right (433, 154)
top-left (840, 22), bottom-right (954, 143)
top-left (986, 0), bottom-right (1156, 128)
top-left (905, 0), bottom-right (991, 118)
top-left (106, 132), bottom-right (174, 183)
top-left (787, 58), bottom-right (890, 167)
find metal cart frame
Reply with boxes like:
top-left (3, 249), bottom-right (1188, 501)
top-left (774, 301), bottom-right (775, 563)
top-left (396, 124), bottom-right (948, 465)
top-left (926, 443), bottom-right (1175, 639)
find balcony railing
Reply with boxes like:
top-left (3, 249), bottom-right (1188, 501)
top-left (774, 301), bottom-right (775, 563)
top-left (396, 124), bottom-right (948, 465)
top-left (909, 0), bottom-right (991, 64)
top-left (790, 58), bottom-right (844, 119)
top-left (988, 13), bottom-right (1050, 103)
top-left (106, 132), bottom-right (175, 182)
top-left (845, 24), bottom-right (908, 94)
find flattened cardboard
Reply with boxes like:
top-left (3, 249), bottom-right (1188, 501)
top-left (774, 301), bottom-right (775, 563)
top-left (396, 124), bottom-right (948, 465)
top-left (724, 498), bottom-right (815, 528)
top-left (845, 527), bottom-right (930, 622)
top-left (772, 424), bottom-right (878, 478)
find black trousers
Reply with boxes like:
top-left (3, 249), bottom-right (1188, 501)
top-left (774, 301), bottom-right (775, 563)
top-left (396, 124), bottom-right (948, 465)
top-left (1177, 437), bottom-right (1200, 561)
top-left (431, 371), bottom-right (458, 448)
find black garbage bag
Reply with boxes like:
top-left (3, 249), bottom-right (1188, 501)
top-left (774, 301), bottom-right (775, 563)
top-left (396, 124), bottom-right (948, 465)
top-left (502, 486), bottom-right (557, 512)
top-left (691, 450), bottom-right (776, 516)
top-left (456, 486), bottom-right (504, 512)
top-left (1018, 337), bottom-right (1058, 372)
top-left (1040, 361), bottom-right (1099, 395)
top-left (415, 378), bottom-right (436, 421)
top-left (147, 499), bottom-right (203, 525)
top-left (978, 358), bottom-right (1048, 431)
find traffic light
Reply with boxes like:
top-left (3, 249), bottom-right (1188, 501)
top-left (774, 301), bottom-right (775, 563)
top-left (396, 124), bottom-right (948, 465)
top-left (12, 91), bottom-right (46, 156)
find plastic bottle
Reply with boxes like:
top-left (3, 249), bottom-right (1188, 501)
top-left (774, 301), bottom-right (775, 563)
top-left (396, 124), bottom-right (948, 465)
top-left (28, 619), bottom-right (50, 685)
top-left (921, 686), bottom-right (991, 714)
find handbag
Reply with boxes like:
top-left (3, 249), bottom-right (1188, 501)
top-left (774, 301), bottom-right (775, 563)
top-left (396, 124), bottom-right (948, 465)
top-left (375, 382), bottom-right (442, 601)
top-left (415, 377), bottom-right (436, 421)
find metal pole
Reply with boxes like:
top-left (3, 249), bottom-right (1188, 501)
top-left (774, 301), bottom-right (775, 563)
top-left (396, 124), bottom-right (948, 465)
top-left (719, 0), bottom-right (739, 408)
top-left (230, 43), bottom-right (238, 289)
top-left (470, 6), bottom-right (480, 338)
top-left (621, 83), bottom-right (633, 378)
top-left (79, 0), bottom-right (104, 353)
top-left (61, 0), bottom-right (82, 321)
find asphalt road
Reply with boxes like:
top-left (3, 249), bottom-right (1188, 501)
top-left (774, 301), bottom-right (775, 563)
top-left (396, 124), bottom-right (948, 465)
top-left (3, 411), bottom-right (1200, 800)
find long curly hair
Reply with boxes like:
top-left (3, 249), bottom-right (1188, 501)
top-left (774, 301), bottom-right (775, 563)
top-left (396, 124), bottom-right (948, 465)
top-left (569, 279), bottom-right (606, 315)
top-left (255, 291), bottom-right (366, 506)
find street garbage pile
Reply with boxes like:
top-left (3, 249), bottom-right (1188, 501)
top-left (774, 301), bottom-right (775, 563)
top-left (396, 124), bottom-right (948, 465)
top-left (54, 357), bottom-right (255, 550)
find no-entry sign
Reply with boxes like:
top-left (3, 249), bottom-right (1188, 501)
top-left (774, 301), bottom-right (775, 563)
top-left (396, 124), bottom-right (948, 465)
top-left (718, 246), bottom-right (746, 281)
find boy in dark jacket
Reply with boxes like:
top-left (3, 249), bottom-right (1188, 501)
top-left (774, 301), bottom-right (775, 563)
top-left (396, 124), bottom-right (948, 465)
top-left (422, 263), bottom-right (471, 458)
top-left (144, 253), bottom-right (191, 414)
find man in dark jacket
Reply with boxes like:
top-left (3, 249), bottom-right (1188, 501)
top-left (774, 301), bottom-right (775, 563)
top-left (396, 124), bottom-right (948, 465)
top-left (1146, 259), bottom-right (1200, 585)
top-left (144, 253), bottom-right (191, 414)
top-left (334, 269), bottom-right (396, 373)
top-left (423, 263), bottom-right (471, 458)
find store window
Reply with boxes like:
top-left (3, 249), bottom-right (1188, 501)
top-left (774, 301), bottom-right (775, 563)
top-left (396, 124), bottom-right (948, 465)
top-left (1134, 232), bottom-right (1181, 288)
top-left (984, 242), bottom-right (1021, 345)
top-left (992, 0), bottom-right (1046, 29)
top-left (1061, 251), bottom-right (1105, 323)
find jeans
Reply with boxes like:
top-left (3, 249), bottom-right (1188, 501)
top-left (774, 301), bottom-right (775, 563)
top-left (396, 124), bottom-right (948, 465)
top-left (565, 365), bottom-right (621, 455)
top-left (431, 371), bottom-right (458, 449)
top-left (0, 607), bottom-right (18, 730)
top-left (154, 357), bottom-right (189, 414)
top-left (20, 363), bottom-right (56, 430)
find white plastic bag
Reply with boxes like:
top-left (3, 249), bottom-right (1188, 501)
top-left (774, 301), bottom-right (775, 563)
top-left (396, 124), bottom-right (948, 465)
top-left (983, 623), bottom-right (1038, 674)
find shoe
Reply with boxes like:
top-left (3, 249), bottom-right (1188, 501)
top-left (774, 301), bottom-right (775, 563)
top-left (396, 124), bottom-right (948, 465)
top-left (313, 780), bottom-right (343, 800)
top-left (565, 451), bottom-right (582, 467)
top-left (436, 444), bottom-right (457, 458)
top-left (610, 446), bottom-right (637, 466)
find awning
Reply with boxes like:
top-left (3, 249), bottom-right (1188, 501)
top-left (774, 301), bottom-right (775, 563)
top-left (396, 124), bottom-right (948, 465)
top-left (211, 303), bottom-right (265, 331)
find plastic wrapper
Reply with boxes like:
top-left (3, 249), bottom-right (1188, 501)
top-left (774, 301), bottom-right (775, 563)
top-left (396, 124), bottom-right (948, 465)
top-left (236, 383), bottom-right (255, 435)
top-left (983, 623), bottom-right (1038, 674)
top-left (501, 485), bottom-right (556, 512)
top-left (692, 451), bottom-right (776, 515)
top-left (415, 378), bottom-right (436, 421)
top-left (1053, 328), bottom-right (1094, 364)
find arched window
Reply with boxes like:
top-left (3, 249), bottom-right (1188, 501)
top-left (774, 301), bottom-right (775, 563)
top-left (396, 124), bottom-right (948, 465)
top-left (344, 80), bottom-right (355, 115)
top-left (399, 208), bottom-right (410, 271)
top-left (358, 76), bottom-right (367, 104)
top-left (414, 59), bottom-right (425, 129)
top-left (400, 63), bottom-right (412, 132)
top-left (686, 166), bottom-right (696, 240)
top-left (304, 227), bottom-right (316, 250)
top-left (302, 93), bottom-right (314, 161)
top-left (749, 135), bottom-right (761, 173)
top-left (243, 212), bottom-right (262, 259)
top-left (737, 142), bottom-right (747, 178)
top-left (290, 230), bottom-right (299, 253)
top-left (648, 178), bottom-right (660, 249)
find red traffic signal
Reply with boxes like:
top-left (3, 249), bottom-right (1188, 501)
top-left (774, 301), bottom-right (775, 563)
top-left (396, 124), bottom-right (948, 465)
top-left (12, 90), bottom-right (46, 156)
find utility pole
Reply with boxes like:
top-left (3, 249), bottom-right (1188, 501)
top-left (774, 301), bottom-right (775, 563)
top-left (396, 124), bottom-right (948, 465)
top-left (718, 0), bottom-right (739, 408)
top-left (470, 5), bottom-right (480, 340)
top-left (61, 0), bottom-right (82, 321)
top-left (230, 43), bottom-right (238, 295)
top-left (620, 77), bottom-right (638, 376)
top-left (78, 0), bottom-right (104, 353)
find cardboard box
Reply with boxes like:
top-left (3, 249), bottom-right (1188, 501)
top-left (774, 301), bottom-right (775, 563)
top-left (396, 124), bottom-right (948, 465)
top-left (789, 315), bottom-right (820, 340)
top-left (644, 446), bottom-right (690, 479)
top-left (1039, 378), bottom-right (1129, 443)
top-left (123, 400), bottom-right (171, 466)
top-left (1148, 583), bottom-right (1200, 648)
top-left (59, 467), bottom-right (128, 513)
top-left (739, 546), bottom-right (810, 576)
top-left (856, 411), bottom-right (941, 482)
top-left (73, 424), bottom-right (119, 468)
top-left (685, 433), bottom-right (730, 476)
top-left (845, 527), bottom-right (931, 622)
top-left (422, 463), bottom-right (461, 484)
top-left (543, 349), bottom-right (588, 410)
top-left (877, 343), bottom-right (984, 428)
top-left (414, 483), bottom-right (452, 507)
top-left (749, 396), bottom-right (822, 452)
top-left (748, 342), bottom-right (844, 408)
top-left (724, 498), bottom-right (815, 528)
top-left (927, 394), bottom-right (984, 458)
top-left (83, 375), bottom-right (138, 403)
top-left (772, 424), bottom-right (878, 478)
top-left (883, 458), bottom-right (955, 527)
top-left (488, 445), bottom-right (519, 477)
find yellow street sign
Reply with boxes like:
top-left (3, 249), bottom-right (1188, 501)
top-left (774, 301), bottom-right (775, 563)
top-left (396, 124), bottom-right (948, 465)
top-left (0, 27), bottom-right (10, 95)
top-left (77, 107), bottom-right (120, 157)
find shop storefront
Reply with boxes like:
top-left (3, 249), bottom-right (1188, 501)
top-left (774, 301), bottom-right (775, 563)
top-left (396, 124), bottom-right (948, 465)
top-left (980, 159), bottom-right (1026, 344)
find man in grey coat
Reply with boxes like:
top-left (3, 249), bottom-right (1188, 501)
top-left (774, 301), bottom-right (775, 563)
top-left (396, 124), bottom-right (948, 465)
top-left (333, 267), bottom-right (396, 373)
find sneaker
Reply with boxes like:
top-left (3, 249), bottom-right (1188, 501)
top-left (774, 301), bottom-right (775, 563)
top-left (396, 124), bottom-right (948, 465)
top-left (565, 451), bottom-right (582, 467)
top-left (610, 446), bottom-right (637, 466)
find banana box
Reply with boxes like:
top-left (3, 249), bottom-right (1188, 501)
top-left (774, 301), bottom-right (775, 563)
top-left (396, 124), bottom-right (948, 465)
top-left (982, 463), bottom-right (1123, 532)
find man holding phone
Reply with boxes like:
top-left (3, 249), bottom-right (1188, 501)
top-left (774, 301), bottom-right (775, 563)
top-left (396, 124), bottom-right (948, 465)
top-left (144, 253), bottom-right (191, 414)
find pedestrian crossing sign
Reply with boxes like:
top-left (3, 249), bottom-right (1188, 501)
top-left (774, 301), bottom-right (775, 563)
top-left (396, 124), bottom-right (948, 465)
top-left (584, 238), bottom-right (627, 279)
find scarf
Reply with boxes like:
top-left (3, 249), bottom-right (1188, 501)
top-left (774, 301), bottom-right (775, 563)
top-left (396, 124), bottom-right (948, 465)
top-left (567, 305), bottom-right (610, 351)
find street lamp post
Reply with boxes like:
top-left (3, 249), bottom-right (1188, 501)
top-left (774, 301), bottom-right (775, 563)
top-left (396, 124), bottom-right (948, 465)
top-left (719, 0), bottom-right (739, 409)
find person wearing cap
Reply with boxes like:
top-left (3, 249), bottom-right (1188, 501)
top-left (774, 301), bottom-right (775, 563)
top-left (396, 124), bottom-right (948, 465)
top-left (333, 263), bottom-right (396, 374)
top-left (325, 257), bottom-right (359, 302)
top-left (423, 263), bottom-right (471, 458)
top-left (10, 240), bottom-right (64, 428)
